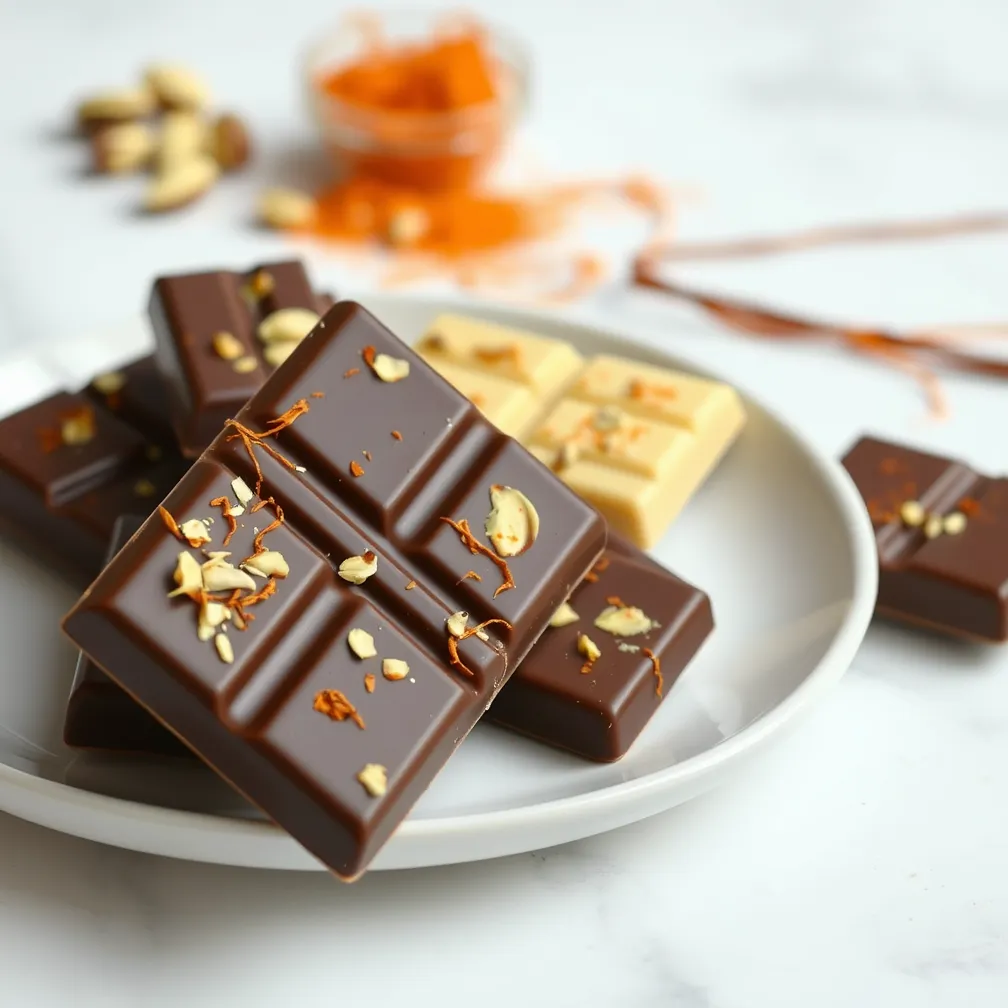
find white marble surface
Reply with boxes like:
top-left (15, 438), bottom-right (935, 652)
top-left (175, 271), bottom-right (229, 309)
top-left (2, 0), bottom-right (1008, 1004)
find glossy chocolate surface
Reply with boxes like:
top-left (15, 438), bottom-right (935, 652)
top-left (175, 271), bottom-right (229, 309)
top-left (488, 538), bottom-right (713, 760)
top-left (149, 260), bottom-right (323, 457)
top-left (842, 435), bottom-right (1002, 641)
top-left (64, 516), bottom-right (191, 756)
top-left (85, 355), bottom-right (177, 447)
top-left (0, 389), bottom-right (188, 580)
top-left (63, 301), bottom-right (606, 878)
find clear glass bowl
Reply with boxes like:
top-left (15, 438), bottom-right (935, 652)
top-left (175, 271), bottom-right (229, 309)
top-left (302, 10), bottom-right (529, 191)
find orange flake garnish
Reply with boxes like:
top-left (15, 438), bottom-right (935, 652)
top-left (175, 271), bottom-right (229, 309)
top-left (310, 391), bottom-right (325, 398)
top-left (361, 345), bottom-right (376, 369)
top-left (473, 345), bottom-right (519, 365)
top-left (363, 450), bottom-right (372, 461)
top-left (343, 367), bottom-right (360, 378)
top-left (313, 689), bottom-right (365, 729)
top-left (594, 557), bottom-right (610, 574)
top-left (364, 673), bottom-right (376, 694)
top-left (958, 497), bottom-right (981, 517)
top-left (643, 647), bottom-right (663, 697)
top-left (605, 595), bottom-right (626, 607)
top-left (225, 399), bottom-right (310, 494)
top-left (459, 570), bottom-right (482, 583)
top-left (405, 580), bottom-right (417, 590)
top-left (391, 430), bottom-right (403, 441)
top-left (158, 505), bottom-right (184, 542)
top-left (209, 496), bottom-right (239, 547)
top-left (627, 378), bottom-right (676, 401)
top-left (584, 572), bottom-right (599, 583)
top-left (447, 618), bottom-right (512, 678)
top-left (440, 516), bottom-right (515, 597)
top-left (350, 460), bottom-right (365, 477)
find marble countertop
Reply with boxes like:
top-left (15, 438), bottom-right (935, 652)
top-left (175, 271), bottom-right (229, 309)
top-left (2, 0), bottom-right (1008, 1004)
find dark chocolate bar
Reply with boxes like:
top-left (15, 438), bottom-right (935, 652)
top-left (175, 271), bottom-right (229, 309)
top-left (64, 301), bottom-right (606, 878)
top-left (0, 388), bottom-right (188, 580)
top-left (488, 538), bottom-right (713, 760)
top-left (84, 355), bottom-right (177, 448)
top-left (842, 435), bottom-right (1003, 641)
top-left (64, 515), bottom-right (191, 756)
top-left (150, 260), bottom-right (325, 457)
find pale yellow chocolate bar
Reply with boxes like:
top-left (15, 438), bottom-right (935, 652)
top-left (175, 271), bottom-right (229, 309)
top-left (526, 356), bottom-right (745, 547)
top-left (418, 316), bottom-right (746, 548)
top-left (415, 314), bottom-right (584, 439)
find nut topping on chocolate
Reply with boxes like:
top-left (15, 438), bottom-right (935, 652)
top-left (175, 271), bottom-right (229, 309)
top-left (594, 604), bottom-right (656, 637)
top-left (942, 512), bottom-right (967, 535)
top-left (178, 518), bottom-right (212, 547)
top-left (371, 353), bottom-right (411, 383)
top-left (347, 628), bottom-right (377, 660)
top-left (577, 633), bottom-right (601, 663)
top-left (257, 307), bottom-right (320, 345)
top-left (231, 477), bottom-right (254, 506)
top-left (90, 371), bottom-right (127, 396)
top-left (549, 602), bottom-right (579, 628)
top-left (233, 356), bottom-right (257, 374)
top-left (214, 633), bottom-right (234, 665)
top-left (923, 514), bottom-right (944, 539)
top-left (484, 485), bottom-right (539, 557)
top-left (213, 331), bottom-right (244, 360)
top-left (899, 500), bottom-right (925, 527)
top-left (60, 409), bottom-right (96, 446)
top-left (382, 658), bottom-right (409, 681)
top-left (242, 550), bottom-right (289, 579)
top-left (357, 763), bottom-right (388, 798)
top-left (338, 551), bottom-right (378, 584)
top-left (446, 611), bottom-right (469, 638)
top-left (202, 562), bottom-right (257, 593)
top-left (168, 551), bottom-right (203, 599)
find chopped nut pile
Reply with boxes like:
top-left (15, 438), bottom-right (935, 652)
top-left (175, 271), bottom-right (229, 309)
top-left (74, 63), bottom-right (252, 215)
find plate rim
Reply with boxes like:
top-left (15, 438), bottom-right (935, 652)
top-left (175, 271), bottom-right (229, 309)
top-left (0, 293), bottom-right (879, 870)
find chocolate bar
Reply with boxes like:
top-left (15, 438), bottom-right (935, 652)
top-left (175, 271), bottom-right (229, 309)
top-left (488, 538), bottom-right (713, 760)
top-left (0, 383), bottom-right (189, 580)
top-left (416, 314), bottom-right (746, 548)
top-left (63, 301), bottom-right (606, 878)
top-left (64, 515), bottom-right (191, 756)
top-left (150, 260), bottom-right (331, 458)
top-left (842, 435), bottom-right (1004, 641)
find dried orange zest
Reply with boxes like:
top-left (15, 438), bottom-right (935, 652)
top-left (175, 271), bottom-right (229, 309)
top-left (310, 391), bottom-right (326, 398)
top-left (225, 399), bottom-right (309, 494)
top-left (405, 580), bottom-right (417, 590)
top-left (209, 497), bottom-right (239, 547)
top-left (643, 647), bottom-right (663, 697)
top-left (361, 345), bottom-right (376, 369)
top-left (391, 430), bottom-right (403, 441)
top-left (605, 595), bottom-right (626, 607)
top-left (459, 569), bottom-right (482, 583)
top-left (343, 368), bottom-right (360, 378)
top-left (313, 688), bottom-right (365, 729)
top-left (364, 673), bottom-right (376, 693)
top-left (159, 505), bottom-right (184, 542)
top-left (440, 516), bottom-right (515, 597)
top-left (447, 618), bottom-right (512, 678)
top-left (350, 460), bottom-right (365, 477)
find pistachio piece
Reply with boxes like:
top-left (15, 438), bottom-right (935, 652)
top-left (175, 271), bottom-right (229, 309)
top-left (213, 331), bottom-right (244, 361)
top-left (899, 499), bottom-right (925, 528)
top-left (168, 551), bottom-right (203, 599)
top-left (257, 307), bottom-right (320, 344)
top-left (347, 628), bottom-right (377, 660)
top-left (549, 602), bottom-right (579, 628)
top-left (577, 633), bottom-right (601, 663)
top-left (179, 518), bottom-right (212, 547)
top-left (446, 611), bottom-right (469, 638)
top-left (144, 64), bottom-right (209, 111)
top-left (371, 353), bottom-right (410, 383)
top-left (382, 658), bottom-right (409, 681)
top-left (484, 484), bottom-right (539, 557)
top-left (214, 633), bottom-right (234, 664)
top-left (942, 512), bottom-right (967, 535)
top-left (242, 550), bottom-right (289, 579)
top-left (258, 187), bottom-right (317, 229)
top-left (594, 605), bottom-right (655, 637)
top-left (357, 763), bottom-right (388, 797)
top-left (202, 562), bottom-right (257, 593)
top-left (231, 477), bottom-right (254, 506)
top-left (338, 551), bottom-right (378, 585)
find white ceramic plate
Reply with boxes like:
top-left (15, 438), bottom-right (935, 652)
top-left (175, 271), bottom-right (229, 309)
top-left (0, 297), bottom-right (877, 871)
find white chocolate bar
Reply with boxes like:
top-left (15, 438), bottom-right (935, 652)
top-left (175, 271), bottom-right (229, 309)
top-left (415, 314), bottom-right (584, 439)
top-left (418, 318), bottom-right (746, 548)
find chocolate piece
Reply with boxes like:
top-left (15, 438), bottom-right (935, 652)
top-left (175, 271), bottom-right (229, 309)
top-left (64, 515), bottom-right (191, 756)
top-left (842, 435), bottom-right (1003, 641)
top-left (417, 316), bottom-right (747, 548)
top-left (85, 355), bottom-right (177, 447)
top-left (149, 259), bottom-right (325, 457)
top-left (64, 301), bottom-right (606, 878)
top-left (488, 538), bottom-right (713, 760)
top-left (0, 390), bottom-right (188, 579)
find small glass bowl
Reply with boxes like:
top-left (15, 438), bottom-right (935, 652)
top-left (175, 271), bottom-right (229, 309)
top-left (303, 10), bottom-right (529, 191)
